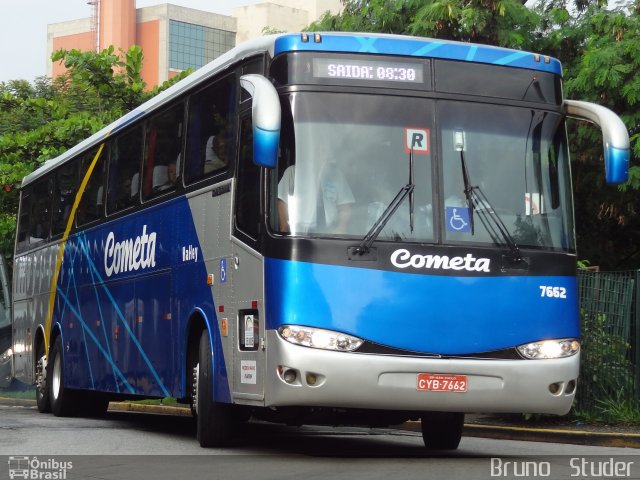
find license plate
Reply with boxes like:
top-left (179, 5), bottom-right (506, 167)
top-left (417, 373), bottom-right (467, 393)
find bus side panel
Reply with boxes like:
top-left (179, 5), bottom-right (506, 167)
top-left (186, 182), bottom-right (234, 403)
top-left (12, 254), bottom-right (32, 383)
top-left (49, 196), bottom-right (229, 401)
top-left (12, 244), bottom-right (58, 385)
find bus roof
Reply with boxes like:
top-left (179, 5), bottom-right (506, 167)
top-left (274, 32), bottom-right (562, 76)
top-left (23, 32), bottom-right (561, 187)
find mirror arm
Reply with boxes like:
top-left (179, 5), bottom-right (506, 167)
top-left (240, 74), bottom-right (281, 169)
top-left (564, 99), bottom-right (630, 185)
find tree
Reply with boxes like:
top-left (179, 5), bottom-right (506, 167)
top-left (544, 4), bottom-right (640, 267)
top-left (0, 46), bottom-right (190, 262)
top-left (310, 0), bottom-right (539, 49)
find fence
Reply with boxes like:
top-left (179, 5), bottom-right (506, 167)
top-left (575, 270), bottom-right (639, 415)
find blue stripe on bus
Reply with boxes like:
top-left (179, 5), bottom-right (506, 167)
top-left (264, 257), bottom-right (579, 354)
top-left (274, 34), bottom-right (562, 75)
top-left (78, 235), bottom-right (171, 397)
top-left (55, 286), bottom-right (135, 393)
top-left (51, 197), bottom-right (230, 402)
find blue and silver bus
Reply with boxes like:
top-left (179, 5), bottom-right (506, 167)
top-left (9, 33), bottom-right (629, 449)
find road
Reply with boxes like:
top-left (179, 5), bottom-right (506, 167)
top-left (1, 402), bottom-right (638, 480)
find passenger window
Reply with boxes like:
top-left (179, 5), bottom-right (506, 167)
top-left (77, 147), bottom-right (106, 226)
top-left (16, 189), bottom-right (31, 250)
top-left (235, 115), bottom-right (260, 239)
top-left (107, 126), bottom-right (143, 214)
top-left (185, 75), bottom-right (236, 184)
top-left (29, 179), bottom-right (52, 244)
top-left (143, 102), bottom-right (184, 199)
top-left (51, 162), bottom-right (77, 236)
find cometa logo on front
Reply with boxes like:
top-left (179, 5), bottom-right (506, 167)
top-left (390, 249), bottom-right (491, 272)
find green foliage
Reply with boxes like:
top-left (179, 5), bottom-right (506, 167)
top-left (573, 393), bottom-right (640, 424)
top-left (0, 45), bottom-right (189, 263)
top-left (577, 259), bottom-right (591, 269)
top-left (575, 311), bottom-right (636, 415)
top-left (51, 45), bottom-right (149, 114)
top-left (310, 0), bottom-right (539, 48)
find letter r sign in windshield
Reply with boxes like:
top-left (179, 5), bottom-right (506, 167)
top-left (404, 128), bottom-right (430, 154)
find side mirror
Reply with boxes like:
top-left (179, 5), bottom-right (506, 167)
top-left (564, 100), bottom-right (630, 185)
top-left (240, 74), bottom-right (281, 169)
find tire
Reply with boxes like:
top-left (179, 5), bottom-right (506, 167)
top-left (195, 330), bottom-right (233, 447)
top-left (35, 342), bottom-right (51, 413)
top-left (420, 412), bottom-right (464, 450)
top-left (49, 336), bottom-right (79, 417)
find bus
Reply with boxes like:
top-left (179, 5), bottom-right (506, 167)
top-left (0, 255), bottom-right (11, 388)
top-left (10, 32), bottom-right (629, 449)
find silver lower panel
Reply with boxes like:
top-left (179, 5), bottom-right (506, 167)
top-left (264, 332), bottom-right (579, 415)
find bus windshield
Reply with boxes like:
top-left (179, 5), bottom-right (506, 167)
top-left (271, 92), bottom-right (435, 242)
top-left (270, 91), bottom-right (575, 252)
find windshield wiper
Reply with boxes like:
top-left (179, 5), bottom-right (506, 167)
top-left (354, 151), bottom-right (415, 255)
top-left (457, 141), bottom-right (523, 263)
top-left (470, 185), bottom-right (523, 263)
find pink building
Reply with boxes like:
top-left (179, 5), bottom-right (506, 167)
top-left (47, 1), bottom-right (236, 88)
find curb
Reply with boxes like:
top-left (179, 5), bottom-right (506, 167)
top-left (463, 424), bottom-right (640, 448)
top-left (400, 421), bottom-right (640, 448)
top-left (2, 397), bottom-right (638, 448)
top-left (109, 401), bottom-right (192, 416)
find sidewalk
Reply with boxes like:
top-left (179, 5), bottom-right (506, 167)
top-left (3, 396), bottom-right (639, 448)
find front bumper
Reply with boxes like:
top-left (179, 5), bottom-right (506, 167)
top-left (265, 331), bottom-right (579, 415)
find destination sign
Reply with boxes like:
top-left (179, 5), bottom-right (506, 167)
top-left (312, 57), bottom-right (424, 84)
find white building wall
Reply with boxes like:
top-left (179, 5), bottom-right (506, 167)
top-left (233, 0), bottom-right (342, 44)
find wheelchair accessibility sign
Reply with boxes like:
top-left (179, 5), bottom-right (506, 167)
top-left (446, 207), bottom-right (471, 233)
top-left (219, 257), bottom-right (227, 283)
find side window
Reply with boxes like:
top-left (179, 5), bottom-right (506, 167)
top-left (235, 115), bottom-right (260, 239)
top-left (29, 179), bottom-right (52, 244)
top-left (107, 126), bottom-right (143, 214)
top-left (51, 162), bottom-right (77, 236)
top-left (77, 147), bottom-right (106, 226)
top-left (142, 102), bottom-right (184, 199)
top-left (240, 57), bottom-right (264, 103)
top-left (185, 75), bottom-right (236, 184)
top-left (16, 189), bottom-right (31, 251)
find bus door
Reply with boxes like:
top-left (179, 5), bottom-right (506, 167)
top-left (230, 114), bottom-right (265, 402)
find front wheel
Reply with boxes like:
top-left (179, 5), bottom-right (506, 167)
top-left (49, 336), bottom-right (80, 417)
top-left (420, 412), bottom-right (464, 450)
top-left (195, 330), bottom-right (233, 447)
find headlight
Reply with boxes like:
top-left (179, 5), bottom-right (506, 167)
top-left (278, 325), bottom-right (363, 352)
top-left (517, 338), bottom-right (580, 359)
top-left (0, 348), bottom-right (12, 363)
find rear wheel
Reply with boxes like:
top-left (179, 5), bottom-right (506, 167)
top-left (195, 330), bottom-right (233, 447)
top-left (420, 412), bottom-right (464, 450)
top-left (49, 336), bottom-right (80, 417)
top-left (35, 342), bottom-right (50, 413)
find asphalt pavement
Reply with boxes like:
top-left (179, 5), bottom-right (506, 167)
top-left (2, 396), bottom-right (639, 448)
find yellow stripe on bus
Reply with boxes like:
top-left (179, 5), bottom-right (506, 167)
top-left (44, 143), bottom-right (105, 356)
